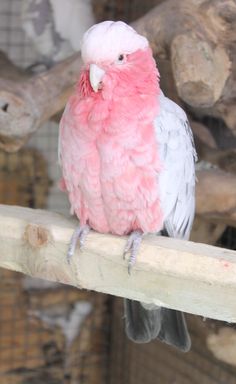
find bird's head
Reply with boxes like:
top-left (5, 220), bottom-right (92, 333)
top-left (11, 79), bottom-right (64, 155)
top-left (78, 21), bottom-right (160, 99)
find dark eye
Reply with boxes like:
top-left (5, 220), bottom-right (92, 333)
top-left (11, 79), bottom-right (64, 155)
top-left (116, 54), bottom-right (126, 65)
top-left (118, 54), bottom-right (124, 61)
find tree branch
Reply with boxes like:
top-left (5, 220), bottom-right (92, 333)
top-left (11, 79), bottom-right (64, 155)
top-left (0, 54), bottom-right (81, 151)
top-left (0, 204), bottom-right (236, 322)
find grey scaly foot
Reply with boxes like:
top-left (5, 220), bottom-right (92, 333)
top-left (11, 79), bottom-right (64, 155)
top-left (67, 225), bottom-right (90, 263)
top-left (123, 230), bottom-right (143, 274)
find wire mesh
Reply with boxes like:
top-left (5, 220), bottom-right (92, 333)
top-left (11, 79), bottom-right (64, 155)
top-left (0, 269), bottom-right (111, 384)
top-left (109, 300), bottom-right (236, 384)
top-left (0, 0), bottom-right (71, 215)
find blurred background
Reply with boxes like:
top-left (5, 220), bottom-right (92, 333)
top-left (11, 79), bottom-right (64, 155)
top-left (0, 0), bottom-right (235, 383)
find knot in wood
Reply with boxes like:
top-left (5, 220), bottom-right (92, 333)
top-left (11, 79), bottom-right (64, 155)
top-left (24, 224), bottom-right (50, 248)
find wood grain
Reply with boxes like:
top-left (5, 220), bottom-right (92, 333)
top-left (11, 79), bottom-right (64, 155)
top-left (0, 204), bottom-right (236, 322)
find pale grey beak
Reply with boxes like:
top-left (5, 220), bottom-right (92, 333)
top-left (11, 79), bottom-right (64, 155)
top-left (89, 64), bottom-right (105, 92)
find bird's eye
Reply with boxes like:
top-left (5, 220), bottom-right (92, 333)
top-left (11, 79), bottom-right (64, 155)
top-left (116, 54), bottom-right (126, 64)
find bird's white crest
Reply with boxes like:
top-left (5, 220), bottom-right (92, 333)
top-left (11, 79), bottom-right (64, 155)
top-left (81, 20), bottom-right (149, 64)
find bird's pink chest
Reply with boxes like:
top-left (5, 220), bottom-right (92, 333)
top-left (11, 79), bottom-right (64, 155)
top-left (62, 79), bottom-right (164, 235)
top-left (98, 127), bottom-right (162, 235)
top-left (76, 124), bottom-right (164, 235)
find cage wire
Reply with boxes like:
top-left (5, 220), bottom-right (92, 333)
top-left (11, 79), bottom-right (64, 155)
top-left (0, 1), bottom-right (235, 384)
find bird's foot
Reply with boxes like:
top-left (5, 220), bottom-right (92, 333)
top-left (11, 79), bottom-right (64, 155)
top-left (123, 230), bottom-right (143, 275)
top-left (67, 225), bottom-right (90, 263)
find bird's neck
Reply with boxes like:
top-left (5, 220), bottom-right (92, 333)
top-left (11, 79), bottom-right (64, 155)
top-left (73, 51), bottom-right (160, 136)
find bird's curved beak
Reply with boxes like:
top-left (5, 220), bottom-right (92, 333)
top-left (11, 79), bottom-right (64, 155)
top-left (89, 64), bottom-right (105, 92)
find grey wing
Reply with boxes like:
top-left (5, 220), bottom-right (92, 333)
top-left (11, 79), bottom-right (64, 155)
top-left (155, 92), bottom-right (197, 240)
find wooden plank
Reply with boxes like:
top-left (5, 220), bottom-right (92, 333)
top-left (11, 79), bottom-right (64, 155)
top-left (0, 204), bottom-right (235, 322)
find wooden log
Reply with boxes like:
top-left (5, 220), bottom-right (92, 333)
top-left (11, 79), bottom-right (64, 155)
top-left (1, 0), bottom-right (236, 151)
top-left (133, 0), bottom-right (235, 134)
top-left (194, 141), bottom-right (236, 176)
top-left (207, 327), bottom-right (236, 366)
top-left (0, 51), bottom-right (30, 82)
top-left (190, 216), bottom-right (226, 245)
top-left (0, 54), bottom-right (81, 151)
top-left (196, 169), bottom-right (236, 226)
top-left (197, 144), bottom-right (236, 175)
top-left (192, 121), bottom-right (236, 174)
top-left (0, 204), bottom-right (236, 322)
top-left (170, 34), bottom-right (230, 109)
top-left (191, 121), bottom-right (217, 149)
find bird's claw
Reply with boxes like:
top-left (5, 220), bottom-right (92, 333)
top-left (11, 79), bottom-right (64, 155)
top-left (67, 225), bottom-right (90, 264)
top-left (123, 230), bottom-right (143, 274)
top-left (123, 247), bottom-right (129, 260)
top-left (128, 261), bottom-right (133, 275)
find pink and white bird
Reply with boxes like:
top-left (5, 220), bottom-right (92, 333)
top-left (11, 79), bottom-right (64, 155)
top-left (59, 21), bottom-right (197, 350)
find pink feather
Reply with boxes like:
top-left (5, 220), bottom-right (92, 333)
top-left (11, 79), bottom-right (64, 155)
top-left (60, 43), bottom-right (164, 235)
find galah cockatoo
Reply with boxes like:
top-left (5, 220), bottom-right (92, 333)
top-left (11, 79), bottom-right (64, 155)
top-left (59, 21), bottom-right (197, 351)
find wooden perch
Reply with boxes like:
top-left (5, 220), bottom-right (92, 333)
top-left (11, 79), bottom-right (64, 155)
top-left (0, 0), bottom-right (236, 151)
top-left (0, 204), bottom-right (236, 322)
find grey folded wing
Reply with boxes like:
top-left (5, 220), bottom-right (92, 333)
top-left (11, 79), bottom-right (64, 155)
top-left (155, 91), bottom-right (197, 240)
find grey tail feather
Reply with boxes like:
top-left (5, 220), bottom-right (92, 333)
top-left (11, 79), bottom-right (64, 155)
top-left (124, 299), bottom-right (162, 343)
top-left (158, 308), bottom-right (191, 352)
top-left (124, 299), bottom-right (191, 352)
